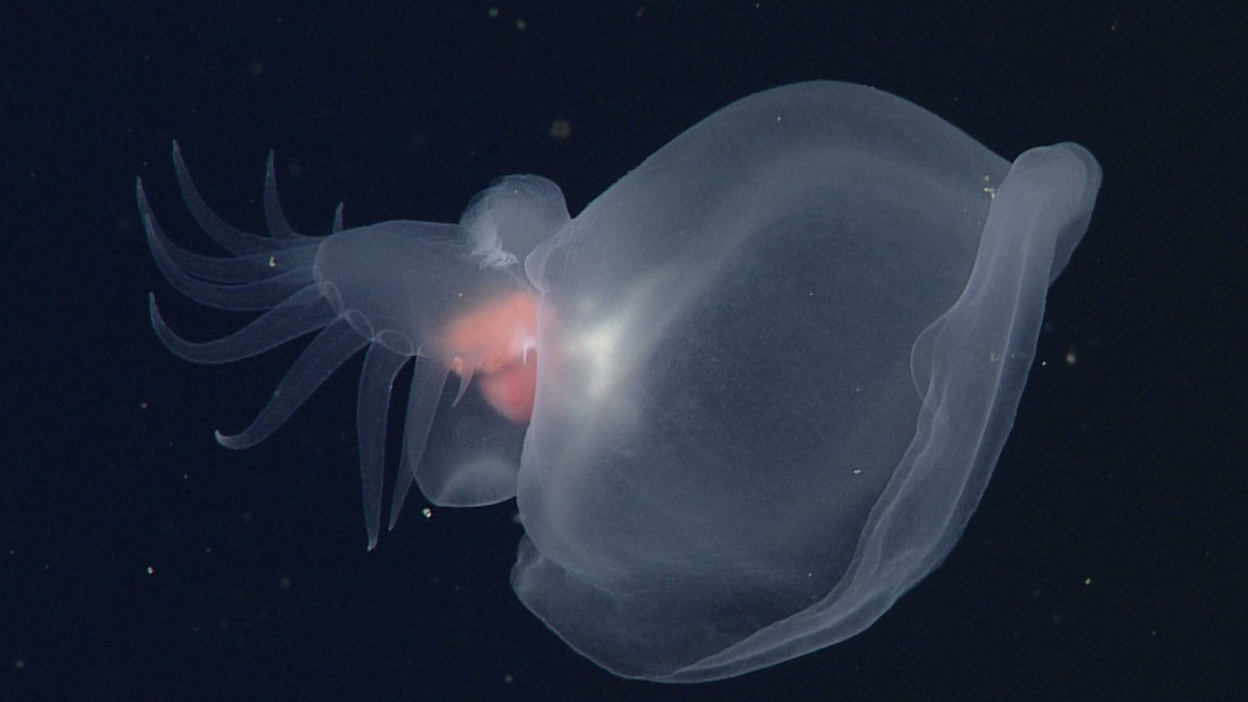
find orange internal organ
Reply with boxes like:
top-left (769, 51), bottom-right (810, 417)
top-left (441, 291), bottom-right (540, 424)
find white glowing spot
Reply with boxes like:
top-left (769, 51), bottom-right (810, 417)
top-left (573, 318), bottom-right (627, 401)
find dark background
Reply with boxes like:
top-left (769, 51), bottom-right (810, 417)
top-left (2, 1), bottom-right (1244, 701)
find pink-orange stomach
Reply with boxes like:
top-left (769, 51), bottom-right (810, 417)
top-left (441, 290), bottom-right (539, 424)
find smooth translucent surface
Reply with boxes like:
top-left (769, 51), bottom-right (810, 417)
top-left (143, 81), bottom-right (1101, 682)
